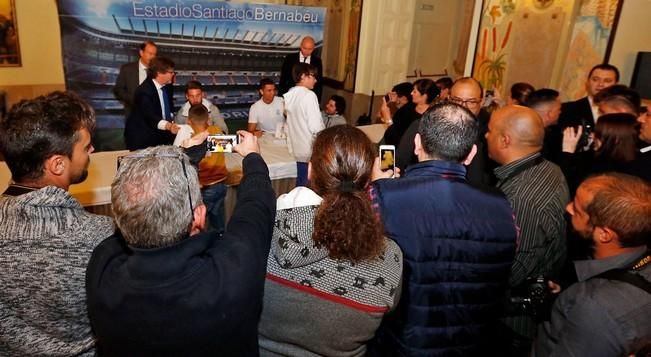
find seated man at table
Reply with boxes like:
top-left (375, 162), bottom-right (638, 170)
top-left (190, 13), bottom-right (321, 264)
top-left (248, 78), bottom-right (285, 134)
top-left (86, 132), bottom-right (276, 355)
top-left (174, 104), bottom-right (228, 233)
top-left (175, 80), bottom-right (229, 134)
top-left (0, 91), bottom-right (115, 356)
top-left (321, 94), bottom-right (347, 128)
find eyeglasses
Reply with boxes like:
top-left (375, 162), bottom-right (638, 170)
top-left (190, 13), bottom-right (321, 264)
top-left (166, 70), bottom-right (177, 75)
top-left (448, 96), bottom-right (482, 108)
top-left (120, 153), bottom-right (194, 220)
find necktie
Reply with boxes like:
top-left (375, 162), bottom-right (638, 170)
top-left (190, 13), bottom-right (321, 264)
top-left (162, 86), bottom-right (172, 121)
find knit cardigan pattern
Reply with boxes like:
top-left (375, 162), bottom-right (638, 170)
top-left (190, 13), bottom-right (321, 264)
top-left (0, 186), bottom-right (115, 356)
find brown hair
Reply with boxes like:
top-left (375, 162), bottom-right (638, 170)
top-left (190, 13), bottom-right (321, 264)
top-left (188, 104), bottom-right (209, 124)
top-left (147, 56), bottom-right (174, 78)
top-left (185, 80), bottom-right (203, 93)
top-left (310, 125), bottom-right (385, 262)
top-left (593, 113), bottom-right (638, 162)
top-left (583, 173), bottom-right (651, 248)
top-left (510, 82), bottom-right (535, 105)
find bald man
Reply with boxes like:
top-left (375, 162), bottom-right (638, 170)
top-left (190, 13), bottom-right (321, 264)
top-left (486, 105), bottom-right (570, 354)
top-left (279, 36), bottom-right (323, 101)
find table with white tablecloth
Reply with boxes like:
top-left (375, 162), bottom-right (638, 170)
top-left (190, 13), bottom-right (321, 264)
top-left (1, 135), bottom-right (297, 220)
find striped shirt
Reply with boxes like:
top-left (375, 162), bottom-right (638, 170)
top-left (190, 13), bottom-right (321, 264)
top-left (495, 152), bottom-right (569, 338)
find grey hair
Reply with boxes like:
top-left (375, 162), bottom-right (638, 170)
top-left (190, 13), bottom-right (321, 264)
top-left (111, 145), bottom-right (203, 248)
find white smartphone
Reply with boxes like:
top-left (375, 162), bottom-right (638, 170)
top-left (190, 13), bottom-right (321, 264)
top-left (207, 134), bottom-right (238, 153)
top-left (379, 145), bottom-right (396, 178)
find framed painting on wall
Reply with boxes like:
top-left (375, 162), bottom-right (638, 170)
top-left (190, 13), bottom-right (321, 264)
top-left (0, 0), bottom-right (20, 66)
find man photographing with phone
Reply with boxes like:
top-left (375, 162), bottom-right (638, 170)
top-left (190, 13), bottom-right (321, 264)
top-left (173, 103), bottom-right (229, 233)
top-left (369, 103), bottom-right (517, 355)
top-left (86, 131), bottom-right (276, 355)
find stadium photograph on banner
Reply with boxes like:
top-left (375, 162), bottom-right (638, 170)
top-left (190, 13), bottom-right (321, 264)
top-left (57, 0), bottom-right (326, 151)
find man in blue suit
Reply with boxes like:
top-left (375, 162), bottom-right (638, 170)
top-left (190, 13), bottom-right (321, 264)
top-left (124, 56), bottom-right (178, 151)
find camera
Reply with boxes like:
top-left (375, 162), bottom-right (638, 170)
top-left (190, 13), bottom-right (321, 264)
top-left (506, 276), bottom-right (555, 321)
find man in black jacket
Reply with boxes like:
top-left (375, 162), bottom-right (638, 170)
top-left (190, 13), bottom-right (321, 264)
top-left (558, 64), bottom-right (619, 131)
top-left (279, 36), bottom-right (323, 101)
top-left (86, 132), bottom-right (276, 355)
top-left (113, 40), bottom-right (157, 115)
top-left (124, 56), bottom-right (178, 150)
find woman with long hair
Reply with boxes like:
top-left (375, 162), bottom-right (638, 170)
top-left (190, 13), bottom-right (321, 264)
top-left (561, 113), bottom-right (639, 193)
top-left (258, 125), bottom-right (403, 356)
top-left (382, 78), bottom-right (439, 146)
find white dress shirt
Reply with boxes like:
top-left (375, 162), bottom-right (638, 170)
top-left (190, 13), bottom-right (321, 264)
top-left (153, 79), bottom-right (170, 130)
top-left (138, 61), bottom-right (147, 85)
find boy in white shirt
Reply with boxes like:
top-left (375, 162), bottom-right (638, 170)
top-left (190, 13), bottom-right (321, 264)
top-left (283, 63), bottom-right (324, 186)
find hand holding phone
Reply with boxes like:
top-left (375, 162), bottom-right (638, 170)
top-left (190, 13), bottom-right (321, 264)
top-left (233, 130), bottom-right (260, 157)
top-left (379, 145), bottom-right (396, 178)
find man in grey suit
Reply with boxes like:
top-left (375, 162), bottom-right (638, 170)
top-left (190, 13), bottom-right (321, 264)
top-left (113, 40), bottom-right (157, 114)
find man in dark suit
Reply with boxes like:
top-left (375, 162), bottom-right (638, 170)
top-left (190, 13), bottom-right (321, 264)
top-left (279, 36), bottom-right (323, 102)
top-left (124, 57), bottom-right (178, 151)
top-left (558, 64), bottom-right (619, 130)
top-left (113, 40), bottom-right (157, 115)
top-left (628, 107), bottom-right (651, 182)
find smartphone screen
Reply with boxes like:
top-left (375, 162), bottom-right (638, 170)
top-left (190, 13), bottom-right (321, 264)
top-left (379, 145), bottom-right (396, 177)
top-left (207, 134), bottom-right (238, 153)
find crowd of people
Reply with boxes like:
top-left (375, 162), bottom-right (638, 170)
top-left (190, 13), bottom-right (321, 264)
top-left (0, 35), bottom-right (650, 357)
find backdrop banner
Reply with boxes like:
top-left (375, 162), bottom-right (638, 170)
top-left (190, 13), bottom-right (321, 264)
top-left (57, 0), bottom-right (325, 151)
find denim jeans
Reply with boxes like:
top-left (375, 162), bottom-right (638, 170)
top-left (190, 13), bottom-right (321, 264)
top-left (201, 182), bottom-right (227, 234)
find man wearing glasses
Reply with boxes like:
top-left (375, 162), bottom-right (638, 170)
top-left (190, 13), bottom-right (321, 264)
top-left (396, 77), bottom-right (495, 188)
top-left (124, 56), bottom-right (179, 151)
top-left (86, 132), bottom-right (277, 354)
top-left (283, 62), bottom-right (325, 186)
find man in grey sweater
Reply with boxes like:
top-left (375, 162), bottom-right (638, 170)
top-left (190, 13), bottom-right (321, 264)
top-left (0, 91), bottom-right (115, 355)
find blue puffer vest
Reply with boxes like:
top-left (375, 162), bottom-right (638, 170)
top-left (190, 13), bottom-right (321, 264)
top-left (369, 160), bottom-right (517, 356)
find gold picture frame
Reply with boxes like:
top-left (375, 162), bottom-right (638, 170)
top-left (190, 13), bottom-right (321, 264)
top-left (0, 0), bottom-right (20, 66)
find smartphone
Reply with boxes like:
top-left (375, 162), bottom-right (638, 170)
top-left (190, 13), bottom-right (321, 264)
top-left (379, 145), bottom-right (396, 178)
top-left (384, 94), bottom-right (391, 103)
top-left (207, 134), bottom-right (238, 153)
